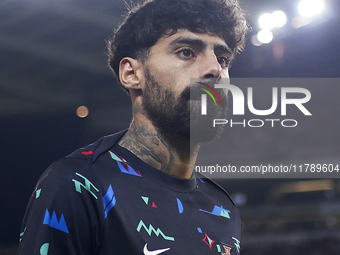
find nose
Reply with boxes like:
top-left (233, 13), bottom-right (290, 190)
top-left (199, 51), bottom-right (223, 79)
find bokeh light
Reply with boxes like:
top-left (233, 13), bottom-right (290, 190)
top-left (272, 10), bottom-right (287, 28)
top-left (251, 34), bottom-right (262, 46)
top-left (76, 106), bottom-right (89, 118)
top-left (298, 0), bottom-right (324, 17)
top-left (257, 30), bottom-right (274, 44)
top-left (259, 10), bottom-right (287, 31)
top-left (259, 13), bottom-right (274, 30)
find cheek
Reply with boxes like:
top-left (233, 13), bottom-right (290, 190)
top-left (171, 75), bottom-right (191, 98)
top-left (146, 57), bottom-right (192, 97)
top-left (152, 66), bottom-right (182, 93)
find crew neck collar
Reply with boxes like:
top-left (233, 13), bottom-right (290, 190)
top-left (111, 143), bottom-right (198, 193)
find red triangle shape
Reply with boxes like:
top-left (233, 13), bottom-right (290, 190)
top-left (152, 202), bottom-right (157, 208)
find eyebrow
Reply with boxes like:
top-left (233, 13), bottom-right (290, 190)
top-left (169, 36), bottom-right (232, 54)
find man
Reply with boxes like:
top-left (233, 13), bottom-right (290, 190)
top-left (17, 0), bottom-right (248, 254)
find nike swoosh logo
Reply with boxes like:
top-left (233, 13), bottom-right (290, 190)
top-left (143, 243), bottom-right (170, 255)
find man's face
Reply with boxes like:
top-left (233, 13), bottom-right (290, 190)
top-left (141, 30), bottom-right (232, 144)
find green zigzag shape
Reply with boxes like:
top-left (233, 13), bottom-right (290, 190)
top-left (136, 220), bottom-right (175, 241)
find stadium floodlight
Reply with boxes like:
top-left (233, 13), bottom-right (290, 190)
top-left (259, 10), bottom-right (287, 30)
top-left (272, 10), bottom-right (287, 27)
top-left (298, 0), bottom-right (324, 17)
top-left (257, 30), bottom-right (274, 44)
top-left (259, 13), bottom-right (274, 30)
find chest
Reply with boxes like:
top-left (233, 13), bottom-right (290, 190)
top-left (99, 177), bottom-right (241, 255)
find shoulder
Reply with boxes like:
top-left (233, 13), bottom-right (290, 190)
top-left (196, 173), bottom-right (236, 207)
top-left (35, 130), bottom-right (128, 196)
top-left (67, 129), bottom-right (127, 164)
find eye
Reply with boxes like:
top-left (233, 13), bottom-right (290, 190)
top-left (176, 48), bottom-right (196, 59)
top-left (217, 56), bottom-right (230, 69)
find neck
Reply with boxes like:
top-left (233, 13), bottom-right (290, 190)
top-left (118, 112), bottom-right (200, 179)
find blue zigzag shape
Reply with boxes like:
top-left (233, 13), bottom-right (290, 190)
top-left (117, 161), bottom-right (142, 177)
top-left (103, 185), bottom-right (116, 218)
top-left (43, 209), bottom-right (69, 233)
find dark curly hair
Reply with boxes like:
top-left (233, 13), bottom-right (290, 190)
top-left (107, 0), bottom-right (249, 92)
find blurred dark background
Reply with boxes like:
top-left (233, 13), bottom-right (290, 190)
top-left (1, 0), bottom-right (340, 254)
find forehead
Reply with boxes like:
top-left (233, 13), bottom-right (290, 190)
top-left (153, 29), bottom-right (230, 51)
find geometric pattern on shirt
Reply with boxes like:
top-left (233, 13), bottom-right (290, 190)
top-left (136, 220), bottom-right (175, 241)
top-left (82, 151), bottom-right (94, 155)
top-left (202, 232), bottom-right (215, 250)
top-left (40, 243), bottom-right (49, 255)
top-left (109, 150), bottom-right (142, 177)
top-left (35, 189), bottom-right (42, 199)
top-left (232, 237), bottom-right (240, 253)
top-left (176, 198), bottom-right (184, 214)
top-left (43, 209), bottom-right (69, 234)
top-left (109, 150), bottom-right (126, 162)
top-left (103, 185), bottom-right (116, 219)
top-left (117, 161), bottom-right (142, 177)
top-left (19, 227), bottom-right (26, 242)
top-left (198, 228), bottom-right (234, 254)
top-left (199, 205), bottom-right (230, 219)
top-left (31, 185), bottom-right (41, 199)
top-left (141, 196), bottom-right (157, 208)
top-left (72, 173), bottom-right (99, 199)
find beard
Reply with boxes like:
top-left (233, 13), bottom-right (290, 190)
top-left (142, 68), bottom-right (228, 147)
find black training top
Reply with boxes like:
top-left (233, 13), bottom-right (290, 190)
top-left (17, 130), bottom-right (241, 255)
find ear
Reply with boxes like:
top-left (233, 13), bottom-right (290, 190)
top-left (119, 57), bottom-right (144, 91)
